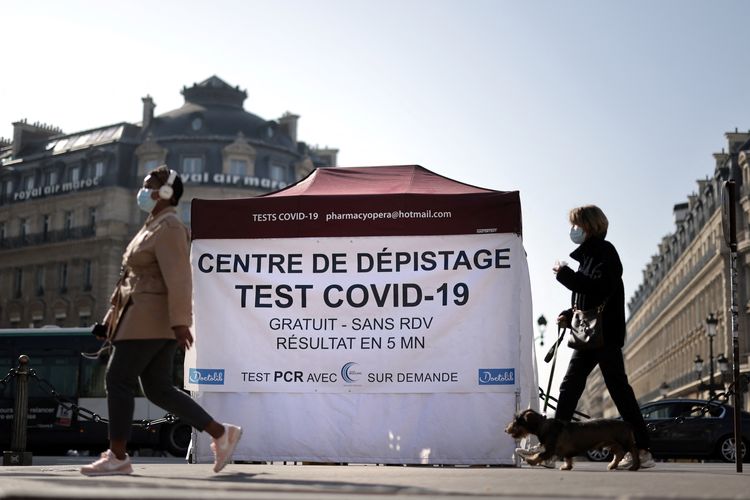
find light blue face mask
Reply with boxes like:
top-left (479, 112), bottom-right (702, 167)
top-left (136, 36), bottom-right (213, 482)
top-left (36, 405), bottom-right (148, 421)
top-left (570, 225), bottom-right (586, 244)
top-left (137, 188), bottom-right (157, 213)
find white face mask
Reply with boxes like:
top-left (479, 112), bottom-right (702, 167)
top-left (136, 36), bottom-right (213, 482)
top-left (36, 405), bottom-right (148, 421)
top-left (137, 188), bottom-right (157, 213)
top-left (570, 225), bottom-right (586, 244)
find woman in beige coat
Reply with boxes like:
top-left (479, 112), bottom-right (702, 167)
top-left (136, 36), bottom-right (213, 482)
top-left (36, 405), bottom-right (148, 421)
top-left (81, 166), bottom-right (241, 476)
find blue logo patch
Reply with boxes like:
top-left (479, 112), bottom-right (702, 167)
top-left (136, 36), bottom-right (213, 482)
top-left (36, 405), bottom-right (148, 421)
top-left (478, 368), bottom-right (515, 385)
top-left (189, 368), bottom-right (225, 385)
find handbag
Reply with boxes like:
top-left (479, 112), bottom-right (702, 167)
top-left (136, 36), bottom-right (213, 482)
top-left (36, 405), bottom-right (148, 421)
top-left (567, 299), bottom-right (607, 350)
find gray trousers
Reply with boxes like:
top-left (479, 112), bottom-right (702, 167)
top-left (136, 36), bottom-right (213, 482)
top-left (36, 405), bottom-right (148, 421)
top-left (105, 339), bottom-right (213, 442)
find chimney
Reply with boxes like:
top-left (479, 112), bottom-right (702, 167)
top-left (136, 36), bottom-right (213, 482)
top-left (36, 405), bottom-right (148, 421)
top-left (12, 119), bottom-right (62, 158)
top-left (311, 145), bottom-right (339, 167)
top-left (713, 150), bottom-right (729, 175)
top-left (673, 202), bottom-right (689, 225)
top-left (725, 129), bottom-right (750, 154)
top-left (278, 111), bottom-right (300, 144)
top-left (142, 95), bottom-right (156, 130)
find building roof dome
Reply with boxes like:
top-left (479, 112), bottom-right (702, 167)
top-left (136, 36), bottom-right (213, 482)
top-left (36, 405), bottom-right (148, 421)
top-left (146, 76), bottom-right (291, 147)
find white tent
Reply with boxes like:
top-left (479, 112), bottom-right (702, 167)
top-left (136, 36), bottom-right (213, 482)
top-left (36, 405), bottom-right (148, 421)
top-left (185, 165), bottom-right (537, 464)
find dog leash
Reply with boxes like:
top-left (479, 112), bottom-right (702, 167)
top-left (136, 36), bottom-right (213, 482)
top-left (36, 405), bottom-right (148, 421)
top-left (544, 326), bottom-right (567, 363)
top-left (543, 326), bottom-right (565, 412)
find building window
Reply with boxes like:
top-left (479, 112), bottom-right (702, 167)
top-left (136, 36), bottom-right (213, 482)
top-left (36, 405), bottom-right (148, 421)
top-left (3, 179), bottom-right (12, 196)
top-left (20, 217), bottom-right (29, 241)
top-left (69, 166), bottom-right (80, 183)
top-left (79, 313), bottom-right (92, 328)
top-left (59, 262), bottom-right (68, 293)
top-left (229, 159), bottom-right (247, 176)
top-left (64, 210), bottom-right (73, 237)
top-left (270, 163), bottom-right (286, 182)
top-left (83, 260), bottom-right (92, 291)
top-left (181, 157), bottom-right (203, 175)
top-left (88, 207), bottom-right (96, 229)
top-left (42, 214), bottom-right (50, 241)
top-left (35, 266), bottom-right (45, 296)
top-left (0, 222), bottom-right (5, 244)
top-left (13, 268), bottom-right (23, 298)
top-left (95, 160), bottom-right (105, 178)
top-left (24, 175), bottom-right (35, 191)
top-left (45, 170), bottom-right (58, 186)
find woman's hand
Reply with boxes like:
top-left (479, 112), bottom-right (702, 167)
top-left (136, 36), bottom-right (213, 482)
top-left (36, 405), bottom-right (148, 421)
top-left (556, 309), bottom-right (573, 328)
top-left (553, 260), bottom-right (568, 275)
top-left (173, 325), bottom-right (194, 350)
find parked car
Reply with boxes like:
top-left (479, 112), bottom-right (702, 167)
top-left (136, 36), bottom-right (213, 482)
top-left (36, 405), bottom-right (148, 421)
top-left (586, 399), bottom-right (750, 463)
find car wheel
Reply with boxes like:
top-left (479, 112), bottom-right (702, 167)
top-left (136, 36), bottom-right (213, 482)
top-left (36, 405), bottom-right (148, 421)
top-left (716, 435), bottom-right (747, 463)
top-left (160, 422), bottom-right (192, 457)
top-left (586, 448), bottom-right (613, 462)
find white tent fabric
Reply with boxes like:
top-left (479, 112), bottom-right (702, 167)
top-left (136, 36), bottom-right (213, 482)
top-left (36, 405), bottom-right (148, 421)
top-left (185, 166), bottom-right (537, 465)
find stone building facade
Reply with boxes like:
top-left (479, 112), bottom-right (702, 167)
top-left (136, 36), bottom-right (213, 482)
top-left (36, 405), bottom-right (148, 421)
top-left (0, 76), bottom-right (337, 328)
top-left (580, 129), bottom-right (750, 416)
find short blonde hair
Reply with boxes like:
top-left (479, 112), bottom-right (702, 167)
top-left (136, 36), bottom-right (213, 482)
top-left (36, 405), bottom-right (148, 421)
top-left (569, 205), bottom-right (608, 238)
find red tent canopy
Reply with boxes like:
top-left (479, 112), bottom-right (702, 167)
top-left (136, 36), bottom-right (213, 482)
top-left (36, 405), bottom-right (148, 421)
top-left (191, 165), bottom-right (521, 239)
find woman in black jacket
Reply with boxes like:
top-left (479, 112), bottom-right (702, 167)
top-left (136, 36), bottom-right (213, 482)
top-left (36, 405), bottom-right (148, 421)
top-left (553, 205), bottom-right (654, 468)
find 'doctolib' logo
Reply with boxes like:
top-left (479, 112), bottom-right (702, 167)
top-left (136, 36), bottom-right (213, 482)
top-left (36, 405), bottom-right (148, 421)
top-left (478, 368), bottom-right (515, 385)
top-left (189, 368), bottom-right (225, 385)
top-left (341, 362), bottom-right (361, 383)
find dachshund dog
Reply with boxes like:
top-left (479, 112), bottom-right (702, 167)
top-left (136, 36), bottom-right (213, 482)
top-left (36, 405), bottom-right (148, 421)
top-left (505, 409), bottom-right (640, 471)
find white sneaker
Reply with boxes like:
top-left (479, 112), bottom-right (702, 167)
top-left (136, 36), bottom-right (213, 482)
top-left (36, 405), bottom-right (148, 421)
top-left (211, 423), bottom-right (243, 473)
top-left (80, 450), bottom-right (133, 476)
top-left (618, 449), bottom-right (655, 469)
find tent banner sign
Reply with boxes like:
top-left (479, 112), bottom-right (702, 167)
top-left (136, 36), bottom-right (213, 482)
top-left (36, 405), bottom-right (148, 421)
top-left (186, 233), bottom-right (524, 393)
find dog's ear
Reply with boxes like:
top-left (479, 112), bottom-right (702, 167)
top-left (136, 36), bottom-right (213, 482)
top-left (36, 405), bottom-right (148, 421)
top-left (522, 409), bottom-right (543, 427)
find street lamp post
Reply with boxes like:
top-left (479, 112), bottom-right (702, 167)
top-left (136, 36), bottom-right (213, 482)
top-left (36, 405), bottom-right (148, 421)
top-left (694, 354), bottom-right (704, 388)
top-left (536, 314), bottom-right (547, 346)
top-left (717, 353), bottom-right (730, 388)
top-left (705, 313), bottom-right (719, 399)
top-left (693, 314), bottom-right (722, 399)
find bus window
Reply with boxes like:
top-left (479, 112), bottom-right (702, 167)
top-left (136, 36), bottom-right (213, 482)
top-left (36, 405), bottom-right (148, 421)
top-left (79, 356), bottom-right (108, 398)
top-left (0, 347), bottom-right (12, 398)
top-left (28, 353), bottom-right (78, 398)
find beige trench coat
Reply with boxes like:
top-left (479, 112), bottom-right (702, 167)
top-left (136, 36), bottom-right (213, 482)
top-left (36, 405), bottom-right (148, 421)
top-left (103, 207), bottom-right (192, 341)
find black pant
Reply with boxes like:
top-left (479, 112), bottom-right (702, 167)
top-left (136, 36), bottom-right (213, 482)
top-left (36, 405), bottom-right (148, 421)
top-left (106, 339), bottom-right (213, 442)
top-left (555, 345), bottom-right (650, 450)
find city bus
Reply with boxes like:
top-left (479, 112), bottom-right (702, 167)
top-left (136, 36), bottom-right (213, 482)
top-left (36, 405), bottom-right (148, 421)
top-left (0, 326), bottom-right (190, 456)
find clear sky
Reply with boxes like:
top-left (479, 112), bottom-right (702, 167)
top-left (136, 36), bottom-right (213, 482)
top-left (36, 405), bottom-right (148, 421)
top-left (3, 0), bottom-right (750, 401)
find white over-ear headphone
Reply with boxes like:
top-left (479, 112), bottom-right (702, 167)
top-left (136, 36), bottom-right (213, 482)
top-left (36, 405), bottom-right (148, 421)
top-left (158, 169), bottom-right (178, 200)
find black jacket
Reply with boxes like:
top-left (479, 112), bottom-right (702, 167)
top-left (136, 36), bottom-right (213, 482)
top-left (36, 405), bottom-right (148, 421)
top-left (555, 236), bottom-right (626, 347)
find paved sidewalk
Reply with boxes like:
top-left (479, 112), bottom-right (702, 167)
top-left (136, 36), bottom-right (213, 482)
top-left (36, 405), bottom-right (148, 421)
top-left (0, 458), bottom-right (747, 500)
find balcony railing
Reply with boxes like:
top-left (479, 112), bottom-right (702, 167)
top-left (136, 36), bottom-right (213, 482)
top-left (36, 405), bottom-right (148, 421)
top-left (626, 248), bottom-right (716, 346)
top-left (0, 226), bottom-right (96, 250)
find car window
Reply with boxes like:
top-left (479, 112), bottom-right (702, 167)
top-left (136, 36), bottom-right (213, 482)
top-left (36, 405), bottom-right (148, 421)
top-left (707, 405), bottom-right (724, 418)
top-left (642, 404), bottom-right (676, 419)
top-left (686, 403), bottom-right (723, 418)
top-left (687, 405), bottom-right (707, 418)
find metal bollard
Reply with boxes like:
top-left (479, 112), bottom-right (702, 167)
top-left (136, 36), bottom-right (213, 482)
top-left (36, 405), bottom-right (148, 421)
top-left (3, 355), bottom-right (33, 466)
